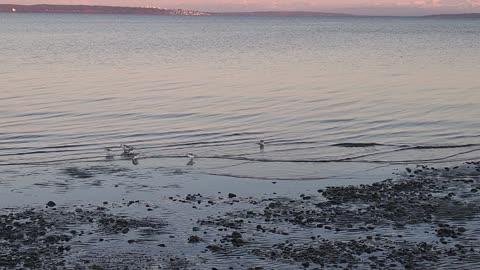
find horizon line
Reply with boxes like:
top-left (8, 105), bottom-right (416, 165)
top-left (1, 3), bottom-right (480, 17)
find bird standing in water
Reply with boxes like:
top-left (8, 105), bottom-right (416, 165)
top-left (121, 144), bottom-right (135, 155)
top-left (257, 140), bottom-right (265, 150)
top-left (186, 153), bottom-right (196, 166)
top-left (104, 147), bottom-right (114, 159)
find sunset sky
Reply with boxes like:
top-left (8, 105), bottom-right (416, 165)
top-left (2, 0), bottom-right (480, 15)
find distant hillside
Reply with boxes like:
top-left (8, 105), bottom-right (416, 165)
top-left (423, 13), bottom-right (480, 18)
top-left (2, 5), bottom-right (479, 18)
top-left (0, 4), bottom-right (210, 16)
top-left (216, 11), bottom-right (355, 17)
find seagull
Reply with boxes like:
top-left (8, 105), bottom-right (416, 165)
top-left (121, 144), bottom-right (135, 154)
top-left (257, 140), bottom-right (265, 150)
top-left (185, 153), bottom-right (196, 166)
top-left (104, 147), bottom-right (114, 159)
top-left (132, 153), bottom-right (140, 165)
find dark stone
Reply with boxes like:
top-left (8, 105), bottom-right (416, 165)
top-left (188, 235), bottom-right (201, 243)
top-left (206, 245), bottom-right (223, 252)
top-left (46, 201), bottom-right (56, 207)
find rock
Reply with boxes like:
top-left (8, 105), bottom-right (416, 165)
top-left (188, 235), bottom-right (201, 243)
top-left (46, 201), bottom-right (56, 207)
top-left (90, 265), bottom-right (105, 270)
top-left (231, 231), bottom-right (242, 239)
top-left (436, 225), bottom-right (465, 238)
top-left (228, 193), bottom-right (237, 199)
top-left (206, 245), bottom-right (223, 252)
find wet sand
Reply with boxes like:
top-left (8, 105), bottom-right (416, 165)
top-left (2, 161), bottom-right (480, 269)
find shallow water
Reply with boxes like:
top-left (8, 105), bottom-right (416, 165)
top-left (1, 14), bottom-right (480, 174)
top-left (1, 13), bottom-right (480, 270)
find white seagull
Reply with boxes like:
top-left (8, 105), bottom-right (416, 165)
top-left (121, 144), bottom-right (135, 154)
top-left (104, 147), bottom-right (114, 159)
top-left (185, 153), bottom-right (196, 166)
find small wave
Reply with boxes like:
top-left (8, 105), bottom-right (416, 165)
top-left (332, 142), bottom-right (480, 149)
top-left (204, 172), bottom-right (337, 181)
top-left (332, 143), bottom-right (384, 147)
top-left (411, 144), bottom-right (479, 149)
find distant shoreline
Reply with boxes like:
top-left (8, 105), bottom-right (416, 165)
top-left (0, 4), bottom-right (479, 18)
top-left (422, 13), bottom-right (480, 18)
top-left (0, 4), bottom-right (211, 16)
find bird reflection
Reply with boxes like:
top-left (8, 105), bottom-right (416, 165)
top-left (132, 153), bottom-right (140, 166)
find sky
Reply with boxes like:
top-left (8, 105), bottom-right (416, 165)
top-left (2, 0), bottom-right (480, 15)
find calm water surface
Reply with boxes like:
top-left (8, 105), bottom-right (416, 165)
top-left (1, 14), bottom-right (480, 172)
